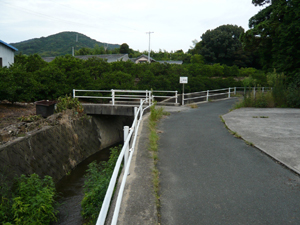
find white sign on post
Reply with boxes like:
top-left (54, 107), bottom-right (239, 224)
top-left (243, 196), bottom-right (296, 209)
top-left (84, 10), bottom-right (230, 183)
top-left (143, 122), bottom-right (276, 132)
top-left (180, 77), bottom-right (188, 105)
top-left (180, 77), bottom-right (188, 84)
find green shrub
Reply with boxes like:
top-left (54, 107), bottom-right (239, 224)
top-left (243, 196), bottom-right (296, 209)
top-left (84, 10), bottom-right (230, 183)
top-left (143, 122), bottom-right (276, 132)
top-left (0, 174), bottom-right (57, 224)
top-left (286, 84), bottom-right (300, 108)
top-left (81, 145), bottom-right (122, 224)
top-left (55, 94), bottom-right (84, 113)
top-left (234, 88), bottom-right (274, 109)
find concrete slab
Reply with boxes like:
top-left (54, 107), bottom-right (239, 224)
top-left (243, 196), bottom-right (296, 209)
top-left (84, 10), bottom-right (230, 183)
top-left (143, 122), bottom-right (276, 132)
top-left (223, 108), bottom-right (300, 174)
top-left (82, 104), bottom-right (150, 116)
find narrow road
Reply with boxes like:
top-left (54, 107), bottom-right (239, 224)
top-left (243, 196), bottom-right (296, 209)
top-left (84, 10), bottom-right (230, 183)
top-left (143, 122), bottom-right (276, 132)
top-left (158, 99), bottom-right (300, 225)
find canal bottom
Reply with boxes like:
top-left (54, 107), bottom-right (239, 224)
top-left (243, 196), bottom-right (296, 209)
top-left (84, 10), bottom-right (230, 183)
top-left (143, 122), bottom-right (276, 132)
top-left (53, 144), bottom-right (121, 225)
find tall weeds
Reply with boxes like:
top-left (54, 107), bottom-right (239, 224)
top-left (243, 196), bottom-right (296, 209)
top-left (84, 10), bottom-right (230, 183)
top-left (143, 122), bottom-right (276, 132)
top-left (81, 145), bottom-right (122, 225)
top-left (0, 174), bottom-right (58, 224)
top-left (234, 70), bottom-right (300, 109)
top-left (148, 103), bottom-right (169, 222)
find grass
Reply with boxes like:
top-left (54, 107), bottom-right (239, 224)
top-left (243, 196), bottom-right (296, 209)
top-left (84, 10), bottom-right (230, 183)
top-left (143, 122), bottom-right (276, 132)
top-left (253, 116), bottom-right (269, 118)
top-left (232, 89), bottom-right (275, 110)
top-left (190, 104), bottom-right (198, 109)
top-left (220, 115), bottom-right (255, 146)
top-left (245, 141), bottom-right (254, 146)
top-left (260, 116), bottom-right (269, 118)
top-left (148, 103), bottom-right (169, 223)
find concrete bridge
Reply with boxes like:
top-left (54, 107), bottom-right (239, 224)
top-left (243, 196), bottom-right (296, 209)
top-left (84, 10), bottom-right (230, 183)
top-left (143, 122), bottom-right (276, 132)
top-left (76, 87), bottom-right (248, 116)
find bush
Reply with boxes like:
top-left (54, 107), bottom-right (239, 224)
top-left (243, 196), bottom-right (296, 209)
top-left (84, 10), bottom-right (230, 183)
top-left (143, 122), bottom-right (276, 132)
top-left (0, 174), bottom-right (57, 224)
top-left (233, 88), bottom-right (274, 109)
top-left (55, 94), bottom-right (84, 113)
top-left (81, 145), bottom-right (122, 224)
top-left (286, 84), bottom-right (300, 108)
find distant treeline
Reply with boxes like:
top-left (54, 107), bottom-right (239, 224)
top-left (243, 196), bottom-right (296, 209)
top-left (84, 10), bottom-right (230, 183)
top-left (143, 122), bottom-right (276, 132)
top-left (0, 54), bottom-right (268, 103)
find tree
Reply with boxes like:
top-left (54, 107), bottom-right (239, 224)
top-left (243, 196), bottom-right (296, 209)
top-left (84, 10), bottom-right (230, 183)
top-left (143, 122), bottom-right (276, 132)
top-left (75, 47), bottom-right (93, 56)
top-left (198, 24), bottom-right (251, 67)
top-left (119, 43), bottom-right (130, 54)
top-left (241, 0), bottom-right (300, 84)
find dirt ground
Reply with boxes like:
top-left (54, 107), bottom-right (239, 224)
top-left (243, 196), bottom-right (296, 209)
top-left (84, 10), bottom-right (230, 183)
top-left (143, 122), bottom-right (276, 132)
top-left (0, 101), bottom-right (36, 129)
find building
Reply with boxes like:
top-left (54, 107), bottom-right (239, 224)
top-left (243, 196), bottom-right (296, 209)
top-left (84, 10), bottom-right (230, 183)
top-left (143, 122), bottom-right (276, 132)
top-left (0, 40), bottom-right (18, 67)
top-left (131, 54), bottom-right (183, 64)
top-left (130, 54), bottom-right (156, 63)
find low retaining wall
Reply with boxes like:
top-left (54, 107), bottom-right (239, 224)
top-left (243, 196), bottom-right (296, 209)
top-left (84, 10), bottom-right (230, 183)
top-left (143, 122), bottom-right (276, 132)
top-left (0, 114), bottom-right (132, 182)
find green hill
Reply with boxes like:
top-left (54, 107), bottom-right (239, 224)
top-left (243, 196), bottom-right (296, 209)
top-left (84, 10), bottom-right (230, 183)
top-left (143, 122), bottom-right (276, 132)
top-left (10, 31), bottom-right (120, 57)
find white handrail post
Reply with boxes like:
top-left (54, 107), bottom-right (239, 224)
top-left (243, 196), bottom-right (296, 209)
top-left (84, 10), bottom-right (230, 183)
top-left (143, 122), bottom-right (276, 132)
top-left (145, 90), bottom-right (148, 104)
top-left (234, 87), bottom-right (236, 95)
top-left (123, 126), bottom-right (129, 172)
top-left (111, 89), bottom-right (115, 105)
top-left (73, 89), bottom-right (75, 98)
top-left (175, 91), bottom-right (178, 104)
top-left (206, 90), bottom-right (209, 102)
top-left (262, 87), bottom-right (265, 93)
top-left (228, 87), bottom-right (231, 98)
top-left (134, 106), bottom-right (138, 132)
top-left (253, 87), bottom-right (256, 99)
top-left (134, 107), bottom-right (138, 121)
top-left (149, 90), bottom-right (152, 106)
top-left (152, 93), bottom-right (155, 105)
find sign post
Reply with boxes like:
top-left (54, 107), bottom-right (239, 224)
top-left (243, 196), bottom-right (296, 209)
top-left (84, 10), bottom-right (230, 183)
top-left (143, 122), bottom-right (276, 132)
top-left (180, 77), bottom-right (188, 105)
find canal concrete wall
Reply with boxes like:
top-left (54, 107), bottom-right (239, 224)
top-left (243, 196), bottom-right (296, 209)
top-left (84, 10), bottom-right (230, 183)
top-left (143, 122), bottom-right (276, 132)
top-left (0, 113), bottom-right (132, 182)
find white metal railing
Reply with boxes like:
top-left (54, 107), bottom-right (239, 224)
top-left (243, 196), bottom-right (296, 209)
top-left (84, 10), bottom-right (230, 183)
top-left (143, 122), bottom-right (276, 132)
top-left (183, 87), bottom-right (234, 105)
top-left (96, 99), bottom-right (151, 225)
top-left (73, 89), bottom-right (153, 106)
top-left (182, 87), bottom-right (271, 105)
top-left (152, 90), bottom-right (178, 104)
top-left (74, 87), bottom-right (271, 107)
top-left (73, 89), bottom-right (178, 105)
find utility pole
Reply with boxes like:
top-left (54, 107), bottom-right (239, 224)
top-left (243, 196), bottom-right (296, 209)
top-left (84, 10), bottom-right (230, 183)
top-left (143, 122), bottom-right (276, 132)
top-left (104, 43), bottom-right (108, 53)
top-left (146, 31), bottom-right (154, 63)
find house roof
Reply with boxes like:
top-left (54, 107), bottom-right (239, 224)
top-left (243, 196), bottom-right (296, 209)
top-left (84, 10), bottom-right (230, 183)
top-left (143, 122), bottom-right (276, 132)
top-left (42, 54), bottom-right (128, 63)
top-left (131, 54), bottom-right (156, 63)
top-left (131, 55), bottom-right (183, 64)
top-left (0, 40), bottom-right (18, 51)
top-left (76, 54), bottom-right (128, 63)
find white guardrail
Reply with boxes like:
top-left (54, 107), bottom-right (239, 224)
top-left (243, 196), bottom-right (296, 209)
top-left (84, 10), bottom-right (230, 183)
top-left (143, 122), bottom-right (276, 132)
top-left (95, 99), bottom-right (151, 225)
top-left (183, 87), bottom-right (271, 105)
top-left (73, 89), bottom-right (178, 105)
top-left (183, 87), bottom-right (235, 104)
top-left (73, 87), bottom-right (271, 106)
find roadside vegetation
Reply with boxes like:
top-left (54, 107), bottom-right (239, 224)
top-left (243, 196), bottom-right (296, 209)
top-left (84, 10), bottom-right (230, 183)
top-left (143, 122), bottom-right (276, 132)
top-left (233, 70), bottom-right (300, 110)
top-left (148, 103), bottom-right (170, 222)
top-left (0, 53), bottom-right (267, 104)
top-left (81, 145), bottom-right (122, 225)
top-left (0, 174), bottom-right (58, 224)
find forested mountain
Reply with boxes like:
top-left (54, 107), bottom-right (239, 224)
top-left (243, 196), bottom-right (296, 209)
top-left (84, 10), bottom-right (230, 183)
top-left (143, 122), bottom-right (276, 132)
top-left (9, 32), bottom-right (120, 57)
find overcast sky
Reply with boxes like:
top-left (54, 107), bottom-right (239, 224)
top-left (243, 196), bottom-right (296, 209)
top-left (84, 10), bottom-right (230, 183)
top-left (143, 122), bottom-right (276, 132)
top-left (0, 0), bottom-right (265, 52)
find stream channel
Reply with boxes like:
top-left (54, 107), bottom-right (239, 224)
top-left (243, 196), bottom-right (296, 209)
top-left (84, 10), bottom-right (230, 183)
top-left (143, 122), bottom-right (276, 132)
top-left (53, 144), bottom-right (120, 225)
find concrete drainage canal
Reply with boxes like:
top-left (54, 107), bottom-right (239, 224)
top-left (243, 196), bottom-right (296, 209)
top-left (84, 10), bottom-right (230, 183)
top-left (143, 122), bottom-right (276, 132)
top-left (54, 144), bottom-right (119, 225)
top-left (0, 113), bottom-right (133, 225)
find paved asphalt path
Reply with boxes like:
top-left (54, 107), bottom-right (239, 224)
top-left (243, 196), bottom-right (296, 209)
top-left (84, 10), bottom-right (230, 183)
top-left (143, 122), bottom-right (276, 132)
top-left (158, 99), bottom-right (300, 225)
